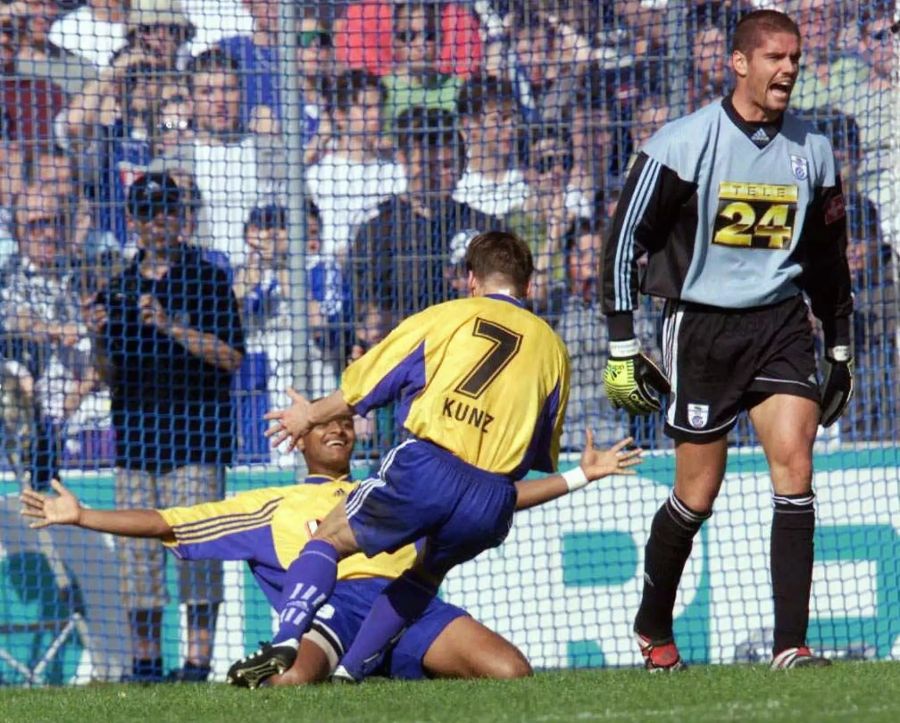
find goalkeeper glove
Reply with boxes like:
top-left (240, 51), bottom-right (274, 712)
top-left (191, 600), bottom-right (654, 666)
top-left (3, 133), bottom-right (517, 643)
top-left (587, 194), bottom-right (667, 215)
top-left (820, 345), bottom-right (853, 427)
top-left (603, 339), bottom-right (670, 415)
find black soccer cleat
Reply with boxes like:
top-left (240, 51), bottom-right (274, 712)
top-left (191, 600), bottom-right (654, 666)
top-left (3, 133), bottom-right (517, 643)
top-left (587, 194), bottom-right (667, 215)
top-left (770, 646), bottom-right (832, 670)
top-left (227, 641), bottom-right (297, 689)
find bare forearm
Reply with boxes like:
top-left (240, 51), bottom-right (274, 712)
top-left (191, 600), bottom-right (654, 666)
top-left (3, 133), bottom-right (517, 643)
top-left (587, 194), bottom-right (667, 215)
top-left (514, 475), bottom-right (568, 511)
top-left (310, 390), bottom-right (354, 425)
top-left (78, 508), bottom-right (172, 538)
top-left (166, 323), bottom-right (244, 372)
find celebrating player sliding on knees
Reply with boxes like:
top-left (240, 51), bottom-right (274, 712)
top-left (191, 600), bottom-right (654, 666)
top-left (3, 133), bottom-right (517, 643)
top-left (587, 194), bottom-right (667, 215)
top-left (228, 230), bottom-right (577, 688)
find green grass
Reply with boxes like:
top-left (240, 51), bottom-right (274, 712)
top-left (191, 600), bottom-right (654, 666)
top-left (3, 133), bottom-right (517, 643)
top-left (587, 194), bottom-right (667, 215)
top-left (2, 663), bottom-right (899, 723)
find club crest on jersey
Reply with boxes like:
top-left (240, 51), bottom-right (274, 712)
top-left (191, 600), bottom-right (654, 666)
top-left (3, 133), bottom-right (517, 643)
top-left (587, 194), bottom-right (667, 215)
top-left (687, 403), bottom-right (709, 429)
top-left (790, 155), bottom-right (809, 180)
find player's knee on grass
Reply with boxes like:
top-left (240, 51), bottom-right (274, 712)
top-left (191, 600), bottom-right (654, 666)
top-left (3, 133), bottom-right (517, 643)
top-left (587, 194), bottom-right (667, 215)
top-left (424, 617), bottom-right (533, 680)
top-left (475, 646), bottom-right (532, 680)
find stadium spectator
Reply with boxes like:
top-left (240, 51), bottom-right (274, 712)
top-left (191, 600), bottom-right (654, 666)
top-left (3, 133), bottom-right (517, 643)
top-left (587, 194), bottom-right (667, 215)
top-left (688, 24), bottom-right (730, 110)
top-left (606, 1), bottom-right (668, 101)
top-left (152, 94), bottom-right (194, 159)
top-left (505, 8), bottom-right (592, 124)
top-left (84, 173), bottom-right (244, 682)
top-left (8, 0), bottom-right (99, 98)
top-left (350, 108), bottom-right (492, 342)
top-left (1, 7), bottom-right (66, 146)
top-left (333, 0), bottom-right (482, 80)
top-left (601, 10), bottom-right (852, 671)
top-left (377, 2), bottom-right (467, 131)
top-left (229, 201), bottom-right (353, 449)
top-left (48, 0), bottom-right (129, 69)
top-left (0, 143), bottom-right (24, 269)
top-left (303, 201), bottom-right (356, 399)
top-left (124, 0), bottom-right (195, 71)
top-left (217, 0), bottom-right (283, 130)
top-left (615, 1), bottom-right (667, 61)
top-left (452, 75), bottom-right (528, 218)
top-left (568, 91), bottom-right (616, 213)
top-left (844, 201), bottom-right (897, 442)
top-left (305, 70), bottom-right (407, 259)
top-left (295, 11), bottom-right (337, 164)
top-left (556, 219), bottom-right (628, 451)
top-left (831, 13), bottom-right (894, 217)
top-left (166, 48), bottom-right (271, 267)
top-left (8, 0), bottom-right (65, 64)
top-left (23, 146), bottom-right (113, 267)
top-left (230, 230), bottom-right (574, 687)
top-left (144, 157), bottom-right (205, 252)
top-left (791, 0), bottom-right (852, 110)
top-left (0, 183), bottom-right (98, 491)
top-left (63, 58), bottom-right (168, 248)
top-left (231, 204), bottom-right (313, 463)
top-left (507, 124), bottom-right (590, 314)
top-left (629, 94), bottom-right (670, 156)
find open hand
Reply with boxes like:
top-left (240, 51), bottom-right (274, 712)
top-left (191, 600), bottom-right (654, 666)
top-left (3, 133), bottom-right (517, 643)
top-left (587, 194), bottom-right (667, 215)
top-left (580, 431), bottom-right (643, 480)
top-left (20, 479), bottom-right (82, 528)
top-left (264, 388), bottom-right (313, 450)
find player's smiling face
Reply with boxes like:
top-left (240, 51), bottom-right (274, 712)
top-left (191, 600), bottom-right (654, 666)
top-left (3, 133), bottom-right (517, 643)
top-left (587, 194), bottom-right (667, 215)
top-left (732, 31), bottom-right (801, 122)
top-left (301, 415), bottom-right (355, 475)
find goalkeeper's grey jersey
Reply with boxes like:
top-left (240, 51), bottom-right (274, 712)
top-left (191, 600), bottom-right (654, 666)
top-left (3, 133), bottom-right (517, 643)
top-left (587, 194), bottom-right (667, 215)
top-left (602, 96), bottom-right (852, 344)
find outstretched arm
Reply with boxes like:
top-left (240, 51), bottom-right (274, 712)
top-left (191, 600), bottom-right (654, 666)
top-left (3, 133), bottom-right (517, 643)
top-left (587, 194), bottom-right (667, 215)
top-left (514, 432), bottom-right (642, 511)
top-left (20, 479), bottom-right (173, 539)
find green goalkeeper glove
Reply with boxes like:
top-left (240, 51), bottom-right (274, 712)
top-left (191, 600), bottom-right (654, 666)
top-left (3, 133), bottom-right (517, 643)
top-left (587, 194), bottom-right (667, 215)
top-left (603, 339), bottom-right (671, 415)
top-left (820, 345), bottom-right (853, 427)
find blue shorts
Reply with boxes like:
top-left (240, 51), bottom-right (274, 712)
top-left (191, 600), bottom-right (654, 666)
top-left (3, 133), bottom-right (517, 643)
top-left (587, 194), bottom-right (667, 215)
top-left (309, 578), bottom-right (467, 679)
top-left (346, 439), bottom-right (518, 576)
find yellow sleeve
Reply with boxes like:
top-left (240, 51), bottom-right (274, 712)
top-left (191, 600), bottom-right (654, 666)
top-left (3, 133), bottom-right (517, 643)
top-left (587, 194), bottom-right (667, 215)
top-left (341, 306), bottom-right (440, 415)
top-left (159, 487), bottom-right (285, 559)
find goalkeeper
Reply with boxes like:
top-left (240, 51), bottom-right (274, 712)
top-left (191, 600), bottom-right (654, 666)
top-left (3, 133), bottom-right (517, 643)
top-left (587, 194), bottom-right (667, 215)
top-left (600, 9), bottom-right (853, 671)
top-left (21, 414), bottom-right (641, 685)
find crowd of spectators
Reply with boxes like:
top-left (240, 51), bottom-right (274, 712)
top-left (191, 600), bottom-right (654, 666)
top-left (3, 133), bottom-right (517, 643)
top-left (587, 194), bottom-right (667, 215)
top-left (0, 0), bottom-right (897, 483)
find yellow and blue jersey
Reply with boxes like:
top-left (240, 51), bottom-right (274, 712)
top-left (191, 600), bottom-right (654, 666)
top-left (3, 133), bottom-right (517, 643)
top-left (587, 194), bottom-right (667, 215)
top-left (157, 475), bottom-right (418, 605)
top-left (342, 294), bottom-right (570, 477)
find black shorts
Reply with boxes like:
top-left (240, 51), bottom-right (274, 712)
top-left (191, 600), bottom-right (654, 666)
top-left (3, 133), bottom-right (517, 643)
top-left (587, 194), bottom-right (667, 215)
top-left (661, 295), bottom-right (819, 442)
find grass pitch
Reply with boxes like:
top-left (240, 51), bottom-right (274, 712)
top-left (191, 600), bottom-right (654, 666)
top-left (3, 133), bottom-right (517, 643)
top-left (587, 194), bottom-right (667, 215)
top-left (2, 662), bottom-right (898, 723)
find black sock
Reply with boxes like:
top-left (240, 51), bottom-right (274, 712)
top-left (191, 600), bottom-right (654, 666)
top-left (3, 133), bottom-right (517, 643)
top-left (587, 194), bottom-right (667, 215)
top-left (132, 657), bottom-right (163, 682)
top-left (635, 491), bottom-right (711, 641)
top-left (771, 491), bottom-right (815, 655)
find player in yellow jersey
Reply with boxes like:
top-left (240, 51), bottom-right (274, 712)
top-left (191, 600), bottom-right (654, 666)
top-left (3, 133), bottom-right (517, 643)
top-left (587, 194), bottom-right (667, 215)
top-left (229, 231), bottom-right (578, 687)
top-left (22, 413), bottom-right (641, 684)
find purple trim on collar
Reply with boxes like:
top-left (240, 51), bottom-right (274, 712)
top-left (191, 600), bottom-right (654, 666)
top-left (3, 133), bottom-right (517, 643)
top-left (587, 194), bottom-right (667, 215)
top-left (304, 474), bottom-right (352, 485)
top-left (485, 293), bottom-right (525, 307)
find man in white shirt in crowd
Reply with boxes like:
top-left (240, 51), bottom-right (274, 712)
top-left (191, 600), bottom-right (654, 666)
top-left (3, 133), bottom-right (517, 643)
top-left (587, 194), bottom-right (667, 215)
top-left (452, 74), bottom-right (528, 219)
top-left (173, 48), bottom-right (271, 268)
top-left (305, 70), bottom-right (407, 260)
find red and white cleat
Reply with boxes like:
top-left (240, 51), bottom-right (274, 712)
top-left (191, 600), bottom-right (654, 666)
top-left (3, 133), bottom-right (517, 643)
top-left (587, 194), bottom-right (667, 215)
top-left (636, 632), bottom-right (687, 672)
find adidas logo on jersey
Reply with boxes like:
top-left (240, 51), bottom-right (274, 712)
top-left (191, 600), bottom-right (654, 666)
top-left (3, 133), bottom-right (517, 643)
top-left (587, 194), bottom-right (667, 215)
top-left (750, 128), bottom-right (769, 145)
